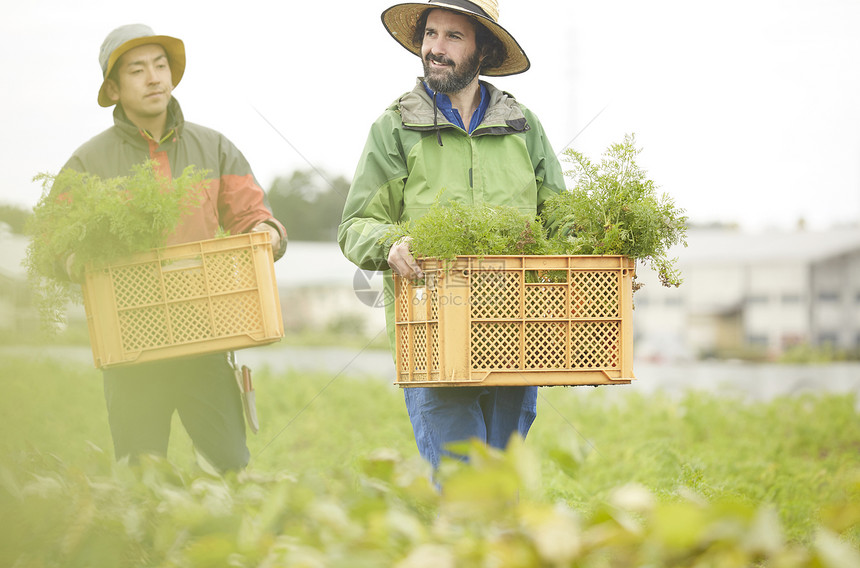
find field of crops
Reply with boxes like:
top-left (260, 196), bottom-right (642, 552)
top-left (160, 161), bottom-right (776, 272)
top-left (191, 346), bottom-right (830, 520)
top-left (1, 353), bottom-right (858, 567)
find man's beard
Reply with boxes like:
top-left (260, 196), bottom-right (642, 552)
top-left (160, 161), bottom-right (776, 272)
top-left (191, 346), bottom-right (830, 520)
top-left (423, 49), bottom-right (482, 94)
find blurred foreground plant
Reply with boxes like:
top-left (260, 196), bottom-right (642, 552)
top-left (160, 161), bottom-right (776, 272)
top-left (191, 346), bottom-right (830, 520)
top-left (2, 441), bottom-right (858, 568)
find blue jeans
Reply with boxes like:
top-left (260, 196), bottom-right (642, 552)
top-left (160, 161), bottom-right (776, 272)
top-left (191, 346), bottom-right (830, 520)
top-left (403, 385), bottom-right (538, 469)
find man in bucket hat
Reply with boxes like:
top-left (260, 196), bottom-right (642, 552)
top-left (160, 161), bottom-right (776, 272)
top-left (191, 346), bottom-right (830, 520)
top-left (54, 24), bottom-right (287, 472)
top-left (339, 1), bottom-right (565, 471)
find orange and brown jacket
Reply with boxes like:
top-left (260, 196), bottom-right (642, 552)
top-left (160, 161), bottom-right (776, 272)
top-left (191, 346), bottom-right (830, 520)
top-left (62, 97), bottom-right (286, 259)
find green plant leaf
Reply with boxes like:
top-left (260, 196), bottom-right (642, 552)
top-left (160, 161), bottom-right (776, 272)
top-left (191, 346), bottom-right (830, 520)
top-left (24, 161), bottom-right (209, 328)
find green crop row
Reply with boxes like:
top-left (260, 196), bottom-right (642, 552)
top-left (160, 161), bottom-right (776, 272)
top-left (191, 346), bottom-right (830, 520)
top-left (1, 355), bottom-right (858, 567)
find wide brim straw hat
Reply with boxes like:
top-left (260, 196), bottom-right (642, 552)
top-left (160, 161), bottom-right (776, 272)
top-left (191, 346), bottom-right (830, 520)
top-left (97, 24), bottom-right (185, 107)
top-left (381, 0), bottom-right (529, 76)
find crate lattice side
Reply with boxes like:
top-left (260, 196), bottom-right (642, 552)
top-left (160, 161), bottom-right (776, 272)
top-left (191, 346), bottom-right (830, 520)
top-left (83, 232), bottom-right (283, 368)
top-left (393, 255), bottom-right (635, 387)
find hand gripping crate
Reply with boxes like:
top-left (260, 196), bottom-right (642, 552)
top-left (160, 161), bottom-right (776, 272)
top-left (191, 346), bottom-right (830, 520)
top-left (82, 232), bottom-right (283, 369)
top-left (393, 255), bottom-right (635, 387)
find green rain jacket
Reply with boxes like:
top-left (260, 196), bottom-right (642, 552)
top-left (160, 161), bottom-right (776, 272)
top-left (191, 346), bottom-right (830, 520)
top-left (338, 79), bottom-right (566, 346)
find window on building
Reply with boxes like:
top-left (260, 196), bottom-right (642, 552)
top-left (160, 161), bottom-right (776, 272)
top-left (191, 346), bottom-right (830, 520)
top-left (747, 295), bottom-right (769, 305)
top-left (818, 291), bottom-right (840, 302)
top-left (747, 334), bottom-right (768, 347)
top-left (781, 294), bottom-right (802, 304)
top-left (817, 332), bottom-right (838, 346)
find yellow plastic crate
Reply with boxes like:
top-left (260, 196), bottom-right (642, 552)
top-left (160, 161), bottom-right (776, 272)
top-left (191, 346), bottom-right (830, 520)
top-left (394, 255), bottom-right (635, 387)
top-left (82, 232), bottom-right (283, 369)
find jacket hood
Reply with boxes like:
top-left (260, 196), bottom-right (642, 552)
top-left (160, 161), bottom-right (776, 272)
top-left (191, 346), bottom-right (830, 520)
top-left (112, 97), bottom-right (185, 144)
top-left (396, 79), bottom-right (529, 135)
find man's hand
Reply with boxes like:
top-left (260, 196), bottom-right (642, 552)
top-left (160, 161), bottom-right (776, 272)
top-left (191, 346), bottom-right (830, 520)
top-left (387, 236), bottom-right (423, 279)
top-left (251, 223), bottom-right (282, 256)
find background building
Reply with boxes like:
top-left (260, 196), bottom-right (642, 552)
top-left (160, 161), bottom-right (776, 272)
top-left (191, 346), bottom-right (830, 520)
top-left (632, 226), bottom-right (860, 361)
top-left (271, 241), bottom-right (386, 337)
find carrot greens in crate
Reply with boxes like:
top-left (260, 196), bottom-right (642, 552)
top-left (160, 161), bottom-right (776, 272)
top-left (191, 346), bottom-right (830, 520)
top-left (380, 135), bottom-right (688, 287)
top-left (25, 160), bottom-right (208, 327)
top-left (380, 200), bottom-right (553, 260)
top-left (542, 134), bottom-right (688, 287)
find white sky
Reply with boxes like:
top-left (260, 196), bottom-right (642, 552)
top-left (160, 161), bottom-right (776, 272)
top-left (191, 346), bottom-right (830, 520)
top-left (2, 0), bottom-right (859, 233)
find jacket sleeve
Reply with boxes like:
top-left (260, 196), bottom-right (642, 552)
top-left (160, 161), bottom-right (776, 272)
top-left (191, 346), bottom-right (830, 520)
top-left (520, 107), bottom-right (566, 237)
top-left (337, 111), bottom-right (407, 271)
top-left (216, 137), bottom-right (288, 260)
top-left (521, 107), bottom-right (566, 208)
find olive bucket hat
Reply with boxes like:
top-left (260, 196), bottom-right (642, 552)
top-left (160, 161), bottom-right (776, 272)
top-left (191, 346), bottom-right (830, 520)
top-left (97, 24), bottom-right (185, 107)
top-left (381, 0), bottom-right (529, 76)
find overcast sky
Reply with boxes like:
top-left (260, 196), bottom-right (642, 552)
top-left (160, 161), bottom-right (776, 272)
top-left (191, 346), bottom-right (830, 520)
top-left (2, 0), bottom-right (859, 233)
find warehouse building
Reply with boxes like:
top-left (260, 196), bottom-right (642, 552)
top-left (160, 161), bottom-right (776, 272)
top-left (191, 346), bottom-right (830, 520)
top-left (632, 226), bottom-right (860, 360)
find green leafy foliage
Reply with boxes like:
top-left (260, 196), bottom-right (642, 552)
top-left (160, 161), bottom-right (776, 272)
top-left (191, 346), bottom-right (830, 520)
top-left (543, 133), bottom-right (689, 286)
top-left (27, 161), bottom-right (208, 274)
top-left (266, 168), bottom-right (349, 242)
top-left (381, 200), bottom-right (553, 260)
top-left (1, 431), bottom-right (858, 567)
top-left (24, 161), bottom-right (207, 327)
top-left (0, 202), bottom-right (31, 234)
top-left (380, 135), bottom-right (688, 287)
top-left (1, 355), bottom-right (858, 566)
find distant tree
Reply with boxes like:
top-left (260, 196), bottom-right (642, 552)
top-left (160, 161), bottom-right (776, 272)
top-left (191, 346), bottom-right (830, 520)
top-left (0, 204), bottom-right (32, 234)
top-left (267, 169), bottom-right (350, 242)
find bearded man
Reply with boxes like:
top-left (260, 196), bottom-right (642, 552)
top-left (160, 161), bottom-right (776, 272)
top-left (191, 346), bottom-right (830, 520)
top-left (338, 1), bottom-right (565, 471)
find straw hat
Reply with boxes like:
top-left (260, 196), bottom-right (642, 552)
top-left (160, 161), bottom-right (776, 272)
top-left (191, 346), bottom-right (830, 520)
top-left (381, 0), bottom-right (529, 76)
top-left (97, 24), bottom-right (185, 107)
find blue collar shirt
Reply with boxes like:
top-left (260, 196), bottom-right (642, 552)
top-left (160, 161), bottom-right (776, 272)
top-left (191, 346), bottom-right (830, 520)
top-left (423, 81), bottom-right (490, 134)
